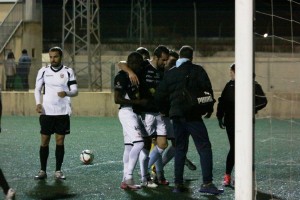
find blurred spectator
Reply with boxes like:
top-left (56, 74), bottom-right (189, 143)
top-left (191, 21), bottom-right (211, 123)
top-left (17, 49), bottom-right (31, 91)
top-left (4, 52), bottom-right (16, 91)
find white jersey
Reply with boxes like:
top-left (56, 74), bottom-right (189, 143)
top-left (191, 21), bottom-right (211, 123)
top-left (34, 65), bottom-right (78, 115)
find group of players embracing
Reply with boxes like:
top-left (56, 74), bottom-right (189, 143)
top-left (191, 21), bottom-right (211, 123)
top-left (114, 45), bottom-right (229, 194)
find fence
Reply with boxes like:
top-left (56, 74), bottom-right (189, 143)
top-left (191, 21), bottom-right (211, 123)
top-left (0, 52), bottom-right (300, 118)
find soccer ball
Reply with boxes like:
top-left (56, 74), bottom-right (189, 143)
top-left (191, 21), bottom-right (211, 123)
top-left (80, 149), bottom-right (94, 164)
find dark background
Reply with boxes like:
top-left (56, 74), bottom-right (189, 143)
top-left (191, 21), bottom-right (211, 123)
top-left (43, 0), bottom-right (235, 44)
top-left (42, 0), bottom-right (300, 49)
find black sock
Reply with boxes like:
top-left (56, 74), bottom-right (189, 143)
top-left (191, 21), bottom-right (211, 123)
top-left (40, 146), bottom-right (49, 172)
top-left (0, 169), bottom-right (10, 195)
top-left (55, 145), bottom-right (65, 171)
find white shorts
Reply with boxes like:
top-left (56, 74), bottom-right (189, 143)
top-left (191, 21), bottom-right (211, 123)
top-left (118, 107), bottom-right (143, 144)
top-left (139, 112), bottom-right (167, 137)
top-left (163, 117), bottom-right (175, 139)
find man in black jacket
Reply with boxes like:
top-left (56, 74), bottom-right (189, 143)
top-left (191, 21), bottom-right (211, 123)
top-left (155, 45), bottom-right (223, 194)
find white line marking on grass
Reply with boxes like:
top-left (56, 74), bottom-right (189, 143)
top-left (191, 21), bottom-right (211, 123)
top-left (64, 160), bottom-right (123, 171)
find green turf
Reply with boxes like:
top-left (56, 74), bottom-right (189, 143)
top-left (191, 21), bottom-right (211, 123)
top-left (0, 116), bottom-right (299, 199)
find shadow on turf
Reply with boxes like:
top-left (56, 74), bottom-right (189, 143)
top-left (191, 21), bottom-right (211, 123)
top-left (256, 190), bottom-right (284, 200)
top-left (26, 180), bottom-right (77, 200)
top-left (125, 188), bottom-right (223, 200)
top-left (122, 179), bottom-right (223, 200)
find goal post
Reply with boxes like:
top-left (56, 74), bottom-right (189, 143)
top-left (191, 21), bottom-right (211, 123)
top-left (235, 0), bottom-right (254, 199)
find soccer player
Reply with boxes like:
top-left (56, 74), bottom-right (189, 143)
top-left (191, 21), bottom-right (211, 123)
top-left (118, 45), bottom-right (170, 187)
top-left (114, 52), bottom-right (147, 190)
top-left (136, 47), bottom-right (150, 60)
top-left (34, 46), bottom-right (78, 180)
top-left (137, 45), bottom-right (170, 187)
top-left (126, 47), bottom-right (150, 86)
top-left (0, 91), bottom-right (16, 200)
top-left (0, 169), bottom-right (15, 200)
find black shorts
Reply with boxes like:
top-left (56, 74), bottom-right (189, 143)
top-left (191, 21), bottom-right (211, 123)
top-left (39, 115), bottom-right (70, 135)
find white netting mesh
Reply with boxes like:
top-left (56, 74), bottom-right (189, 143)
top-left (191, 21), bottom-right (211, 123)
top-left (255, 1), bottom-right (300, 199)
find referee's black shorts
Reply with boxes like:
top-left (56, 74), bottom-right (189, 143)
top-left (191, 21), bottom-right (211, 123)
top-left (39, 115), bottom-right (70, 135)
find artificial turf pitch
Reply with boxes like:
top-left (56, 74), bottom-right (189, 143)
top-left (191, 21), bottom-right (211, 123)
top-left (0, 116), bottom-right (299, 199)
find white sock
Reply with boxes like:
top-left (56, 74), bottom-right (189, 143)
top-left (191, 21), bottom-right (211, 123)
top-left (139, 148), bottom-right (150, 182)
top-left (154, 154), bottom-right (163, 174)
top-left (148, 145), bottom-right (164, 169)
top-left (123, 144), bottom-right (133, 181)
top-left (125, 141), bottom-right (144, 180)
top-left (162, 145), bottom-right (175, 167)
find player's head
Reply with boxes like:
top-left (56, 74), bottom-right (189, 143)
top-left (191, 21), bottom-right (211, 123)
top-left (127, 52), bottom-right (143, 72)
top-left (230, 63), bottom-right (235, 72)
top-left (179, 45), bottom-right (193, 60)
top-left (169, 50), bottom-right (179, 60)
top-left (165, 49), bottom-right (179, 71)
top-left (230, 63), bottom-right (235, 80)
top-left (153, 45), bottom-right (169, 69)
top-left (49, 46), bottom-right (63, 57)
top-left (136, 47), bottom-right (150, 60)
top-left (49, 46), bottom-right (63, 67)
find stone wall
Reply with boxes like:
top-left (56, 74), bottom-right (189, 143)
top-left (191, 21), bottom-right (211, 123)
top-left (2, 91), bottom-right (299, 119)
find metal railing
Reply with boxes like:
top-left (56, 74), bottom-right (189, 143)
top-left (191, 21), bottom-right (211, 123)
top-left (0, 2), bottom-right (23, 54)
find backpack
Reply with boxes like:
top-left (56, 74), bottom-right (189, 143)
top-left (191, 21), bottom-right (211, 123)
top-left (181, 67), bottom-right (216, 115)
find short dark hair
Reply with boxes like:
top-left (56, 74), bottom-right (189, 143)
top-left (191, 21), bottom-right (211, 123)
top-left (230, 63), bottom-right (235, 72)
top-left (49, 46), bottom-right (63, 57)
top-left (127, 52), bottom-right (143, 71)
top-left (7, 52), bottom-right (15, 59)
top-left (136, 47), bottom-right (150, 60)
top-left (22, 49), bottom-right (27, 54)
top-left (230, 63), bottom-right (255, 78)
top-left (179, 45), bottom-right (193, 59)
top-left (169, 50), bottom-right (179, 59)
top-left (153, 45), bottom-right (169, 58)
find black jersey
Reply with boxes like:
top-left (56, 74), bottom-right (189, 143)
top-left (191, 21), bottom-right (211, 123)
top-left (138, 62), bottom-right (164, 113)
top-left (114, 70), bottom-right (139, 108)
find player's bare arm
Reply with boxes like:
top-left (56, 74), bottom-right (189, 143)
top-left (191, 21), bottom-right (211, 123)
top-left (36, 104), bottom-right (43, 113)
top-left (118, 61), bottom-right (139, 85)
top-left (114, 90), bottom-right (147, 106)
